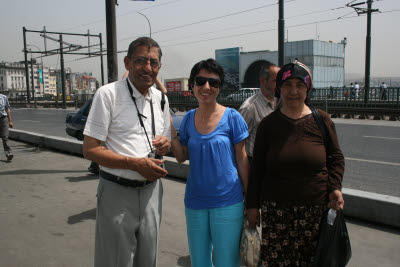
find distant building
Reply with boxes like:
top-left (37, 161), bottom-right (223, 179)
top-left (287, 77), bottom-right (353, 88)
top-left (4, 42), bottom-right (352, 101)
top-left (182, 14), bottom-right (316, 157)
top-left (216, 39), bottom-right (346, 89)
top-left (0, 62), bottom-right (26, 97)
top-left (164, 78), bottom-right (189, 93)
top-left (49, 69), bottom-right (58, 96)
top-left (0, 60), bottom-right (98, 98)
top-left (73, 73), bottom-right (98, 95)
top-left (25, 61), bottom-right (50, 98)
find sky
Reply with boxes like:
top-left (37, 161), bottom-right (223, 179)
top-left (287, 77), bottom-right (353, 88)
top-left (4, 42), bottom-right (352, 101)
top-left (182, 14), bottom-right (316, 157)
top-left (0, 0), bottom-right (399, 84)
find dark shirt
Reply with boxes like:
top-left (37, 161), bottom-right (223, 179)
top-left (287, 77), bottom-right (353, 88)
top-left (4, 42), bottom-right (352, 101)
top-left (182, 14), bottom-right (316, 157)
top-left (246, 109), bottom-right (344, 208)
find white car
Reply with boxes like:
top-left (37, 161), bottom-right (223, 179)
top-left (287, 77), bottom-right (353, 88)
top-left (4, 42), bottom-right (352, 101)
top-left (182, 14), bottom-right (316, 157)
top-left (226, 88), bottom-right (260, 102)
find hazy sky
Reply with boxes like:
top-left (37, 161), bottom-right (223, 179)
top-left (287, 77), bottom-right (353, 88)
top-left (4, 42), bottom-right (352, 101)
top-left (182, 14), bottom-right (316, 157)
top-left (0, 0), bottom-right (399, 83)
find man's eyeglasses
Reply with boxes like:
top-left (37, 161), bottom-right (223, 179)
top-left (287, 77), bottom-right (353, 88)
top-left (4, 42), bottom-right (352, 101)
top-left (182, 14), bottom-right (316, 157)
top-left (132, 57), bottom-right (161, 69)
top-left (194, 77), bottom-right (221, 88)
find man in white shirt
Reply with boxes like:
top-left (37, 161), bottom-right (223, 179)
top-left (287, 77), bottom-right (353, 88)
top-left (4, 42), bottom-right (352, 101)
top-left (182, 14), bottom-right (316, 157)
top-left (354, 82), bottom-right (360, 98)
top-left (83, 37), bottom-right (171, 267)
top-left (380, 82), bottom-right (388, 100)
top-left (239, 63), bottom-right (280, 164)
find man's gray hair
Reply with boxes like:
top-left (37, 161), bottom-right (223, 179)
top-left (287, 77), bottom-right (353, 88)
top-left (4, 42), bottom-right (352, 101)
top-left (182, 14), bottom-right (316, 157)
top-left (127, 37), bottom-right (162, 60)
top-left (259, 63), bottom-right (277, 82)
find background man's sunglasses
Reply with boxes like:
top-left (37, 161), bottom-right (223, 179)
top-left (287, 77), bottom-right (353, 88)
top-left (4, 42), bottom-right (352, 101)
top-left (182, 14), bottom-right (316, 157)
top-left (195, 77), bottom-right (221, 88)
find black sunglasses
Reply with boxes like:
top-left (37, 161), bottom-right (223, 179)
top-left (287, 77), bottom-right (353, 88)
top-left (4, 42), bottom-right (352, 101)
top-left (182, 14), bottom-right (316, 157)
top-left (194, 76), bottom-right (221, 88)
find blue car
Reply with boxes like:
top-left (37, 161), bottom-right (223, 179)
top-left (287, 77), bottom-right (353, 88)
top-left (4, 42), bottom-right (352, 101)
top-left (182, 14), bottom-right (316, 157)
top-left (66, 98), bottom-right (183, 141)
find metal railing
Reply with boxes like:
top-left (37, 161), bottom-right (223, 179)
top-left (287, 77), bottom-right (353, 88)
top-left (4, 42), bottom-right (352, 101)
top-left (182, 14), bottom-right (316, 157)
top-left (9, 93), bottom-right (94, 109)
top-left (309, 87), bottom-right (400, 117)
top-left (8, 88), bottom-right (400, 117)
top-left (167, 87), bottom-right (400, 117)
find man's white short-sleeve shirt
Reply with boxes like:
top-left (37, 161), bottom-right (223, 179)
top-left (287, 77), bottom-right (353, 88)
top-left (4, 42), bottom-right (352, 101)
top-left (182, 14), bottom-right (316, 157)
top-left (84, 78), bottom-right (171, 181)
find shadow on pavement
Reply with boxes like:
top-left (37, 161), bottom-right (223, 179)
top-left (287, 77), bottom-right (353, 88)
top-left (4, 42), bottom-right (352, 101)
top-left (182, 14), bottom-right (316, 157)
top-left (0, 169), bottom-right (87, 176)
top-left (165, 176), bottom-right (187, 185)
top-left (177, 255), bottom-right (191, 266)
top-left (68, 208), bottom-right (96, 224)
top-left (66, 174), bottom-right (99, 182)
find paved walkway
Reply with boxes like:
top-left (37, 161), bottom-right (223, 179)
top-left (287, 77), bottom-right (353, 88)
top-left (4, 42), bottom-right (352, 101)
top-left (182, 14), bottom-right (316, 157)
top-left (0, 140), bottom-right (399, 267)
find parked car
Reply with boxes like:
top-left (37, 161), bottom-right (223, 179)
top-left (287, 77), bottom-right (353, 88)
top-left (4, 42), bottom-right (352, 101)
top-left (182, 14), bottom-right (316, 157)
top-left (66, 98), bottom-right (184, 141)
top-left (226, 88), bottom-right (260, 102)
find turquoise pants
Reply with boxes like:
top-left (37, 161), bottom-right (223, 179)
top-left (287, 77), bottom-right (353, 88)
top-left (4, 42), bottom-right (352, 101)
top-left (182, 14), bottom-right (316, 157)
top-left (185, 201), bottom-right (244, 267)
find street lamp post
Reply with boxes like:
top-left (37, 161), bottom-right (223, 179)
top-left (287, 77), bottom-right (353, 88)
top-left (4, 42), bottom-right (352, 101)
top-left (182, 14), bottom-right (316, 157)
top-left (27, 45), bottom-right (44, 98)
top-left (29, 49), bottom-right (37, 108)
top-left (137, 12), bottom-right (152, 38)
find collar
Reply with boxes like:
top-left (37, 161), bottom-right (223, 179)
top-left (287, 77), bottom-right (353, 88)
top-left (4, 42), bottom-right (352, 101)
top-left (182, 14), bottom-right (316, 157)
top-left (126, 77), bottom-right (153, 101)
top-left (256, 90), bottom-right (273, 108)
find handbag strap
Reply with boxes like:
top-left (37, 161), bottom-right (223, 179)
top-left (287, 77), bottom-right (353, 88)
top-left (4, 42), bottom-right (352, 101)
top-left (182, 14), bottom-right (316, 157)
top-left (310, 105), bottom-right (329, 152)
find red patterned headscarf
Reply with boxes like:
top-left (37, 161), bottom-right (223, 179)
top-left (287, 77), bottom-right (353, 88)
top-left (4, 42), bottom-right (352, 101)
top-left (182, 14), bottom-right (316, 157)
top-left (275, 60), bottom-right (313, 107)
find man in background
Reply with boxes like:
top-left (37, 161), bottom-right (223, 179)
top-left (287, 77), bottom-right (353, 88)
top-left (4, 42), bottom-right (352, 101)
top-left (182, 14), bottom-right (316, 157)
top-left (239, 64), bottom-right (280, 164)
top-left (354, 82), bottom-right (360, 98)
top-left (0, 93), bottom-right (14, 162)
top-left (380, 82), bottom-right (388, 100)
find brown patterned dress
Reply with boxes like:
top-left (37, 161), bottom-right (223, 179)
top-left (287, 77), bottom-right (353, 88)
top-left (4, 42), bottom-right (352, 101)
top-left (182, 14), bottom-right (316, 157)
top-left (260, 201), bottom-right (326, 266)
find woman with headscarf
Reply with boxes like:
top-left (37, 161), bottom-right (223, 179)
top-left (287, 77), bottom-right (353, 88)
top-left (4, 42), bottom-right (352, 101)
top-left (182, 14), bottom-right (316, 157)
top-left (246, 61), bottom-right (345, 265)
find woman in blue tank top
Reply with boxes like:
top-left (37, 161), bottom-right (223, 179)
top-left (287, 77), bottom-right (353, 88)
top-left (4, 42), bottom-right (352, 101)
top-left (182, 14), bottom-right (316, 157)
top-left (170, 59), bottom-right (249, 267)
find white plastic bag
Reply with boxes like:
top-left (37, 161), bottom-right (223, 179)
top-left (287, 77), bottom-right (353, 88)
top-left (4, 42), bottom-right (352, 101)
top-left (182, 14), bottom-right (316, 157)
top-left (240, 219), bottom-right (261, 267)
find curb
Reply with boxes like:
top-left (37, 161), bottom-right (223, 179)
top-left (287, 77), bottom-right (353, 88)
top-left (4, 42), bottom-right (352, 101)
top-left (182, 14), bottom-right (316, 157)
top-left (9, 129), bottom-right (400, 228)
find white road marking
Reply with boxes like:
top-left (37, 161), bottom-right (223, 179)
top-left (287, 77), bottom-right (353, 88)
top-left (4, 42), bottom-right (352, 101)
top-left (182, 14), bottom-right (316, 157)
top-left (363, 135), bottom-right (400, 141)
top-left (19, 120), bottom-right (41, 122)
top-left (346, 157), bottom-right (400, 167)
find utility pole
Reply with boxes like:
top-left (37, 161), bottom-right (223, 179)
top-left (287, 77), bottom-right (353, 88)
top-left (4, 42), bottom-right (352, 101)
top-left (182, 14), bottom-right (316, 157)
top-left (60, 35), bottom-right (66, 109)
top-left (30, 52), bottom-right (37, 108)
top-left (99, 33), bottom-right (105, 86)
top-left (278, 0), bottom-right (285, 67)
top-left (364, 0), bottom-right (373, 103)
top-left (105, 0), bottom-right (118, 83)
top-left (346, 0), bottom-right (379, 103)
top-left (23, 27), bottom-right (30, 104)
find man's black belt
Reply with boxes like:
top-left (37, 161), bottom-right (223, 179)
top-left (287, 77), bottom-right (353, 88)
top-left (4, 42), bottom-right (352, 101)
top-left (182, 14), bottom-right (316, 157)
top-left (100, 170), bottom-right (153, 188)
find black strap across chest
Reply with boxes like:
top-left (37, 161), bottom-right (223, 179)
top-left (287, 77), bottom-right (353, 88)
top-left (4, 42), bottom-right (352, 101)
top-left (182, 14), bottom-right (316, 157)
top-left (126, 79), bottom-right (156, 152)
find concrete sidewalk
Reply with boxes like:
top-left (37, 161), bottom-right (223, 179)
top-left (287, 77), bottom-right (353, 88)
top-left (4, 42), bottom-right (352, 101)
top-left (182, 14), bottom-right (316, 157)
top-left (8, 128), bottom-right (400, 228)
top-left (0, 140), bottom-right (399, 267)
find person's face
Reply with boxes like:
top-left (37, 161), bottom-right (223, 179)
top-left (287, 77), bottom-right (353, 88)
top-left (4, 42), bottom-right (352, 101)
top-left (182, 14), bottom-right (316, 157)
top-left (124, 45), bottom-right (161, 94)
top-left (260, 66), bottom-right (280, 98)
top-left (280, 78), bottom-right (308, 109)
top-left (192, 69), bottom-right (221, 105)
top-left (266, 66), bottom-right (280, 93)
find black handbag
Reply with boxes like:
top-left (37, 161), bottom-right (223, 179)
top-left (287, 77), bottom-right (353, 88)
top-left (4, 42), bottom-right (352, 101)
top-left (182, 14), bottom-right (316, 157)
top-left (310, 106), bottom-right (352, 266)
top-left (315, 209), bottom-right (352, 267)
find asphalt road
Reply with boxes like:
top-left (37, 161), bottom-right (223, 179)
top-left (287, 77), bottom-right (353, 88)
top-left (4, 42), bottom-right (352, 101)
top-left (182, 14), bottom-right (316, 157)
top-left (1, 140), bottom-right (399, 267)
top-left (9, 108), bottom-right (400, 197)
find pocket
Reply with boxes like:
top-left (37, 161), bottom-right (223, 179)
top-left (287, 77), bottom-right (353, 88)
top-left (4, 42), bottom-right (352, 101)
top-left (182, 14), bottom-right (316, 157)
top-left (96, 179), bottom-right (105, 202)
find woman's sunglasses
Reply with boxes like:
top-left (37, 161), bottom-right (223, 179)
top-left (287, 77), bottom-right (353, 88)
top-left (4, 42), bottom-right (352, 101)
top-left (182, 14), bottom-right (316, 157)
top-left (194, 76), bottom-right (221, 88)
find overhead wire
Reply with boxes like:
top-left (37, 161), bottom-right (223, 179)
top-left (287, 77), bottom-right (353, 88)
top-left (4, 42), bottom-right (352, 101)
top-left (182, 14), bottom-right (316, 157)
top-left (159, 5), bottom-right (347, 45)
top-left (160, 8), bottom-right (400, 48)
top-left (65, 6), bottom-right (400, 62)
top-left (118, 0), bottom-right (296, 42)
top-left (63, 0), bottom-right (182, 31)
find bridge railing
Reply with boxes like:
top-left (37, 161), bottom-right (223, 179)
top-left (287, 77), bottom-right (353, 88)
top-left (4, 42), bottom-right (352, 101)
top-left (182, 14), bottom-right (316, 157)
top-left (167, 87), bottom-right (400, 117)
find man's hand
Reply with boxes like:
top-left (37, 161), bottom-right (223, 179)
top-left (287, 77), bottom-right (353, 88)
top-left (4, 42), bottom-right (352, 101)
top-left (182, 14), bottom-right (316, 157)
top-left (152, 135), bottom-right (171, 156)
top-left (132, 157), bottom-right (168, 182)
top-left (247, 208), bottom-right (260, 229)
top-left (328, 190), bottom-right (344, 211)
top-left (9, 122), bottom-right (13, 128)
